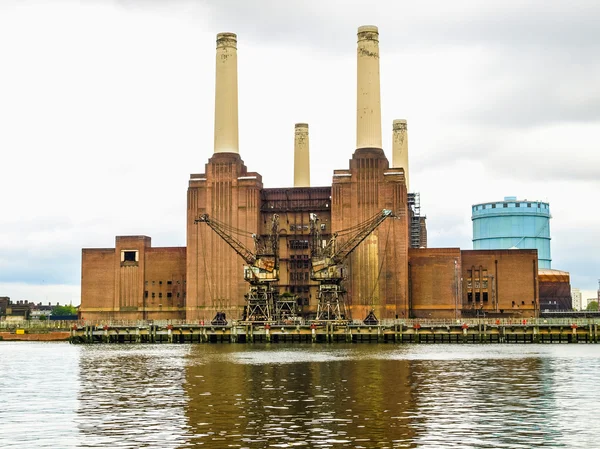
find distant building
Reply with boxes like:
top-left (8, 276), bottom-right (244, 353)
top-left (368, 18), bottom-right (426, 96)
top-left (0, 296), bottom-right (9, 317)
top-left (538, 270), bottom-right (571, 311)
top-left (571, 288), bottom-right (582, 311)
top-left (30, 302), bottom-right (55, 320)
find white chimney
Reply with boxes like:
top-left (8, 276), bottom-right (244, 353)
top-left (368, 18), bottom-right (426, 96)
top-left (392, 119), bottom-right (409, 189)
top-left (214, 32), bottom-right (239, 154)
top-left (356, 25), bottom-right (382, 150)
top-left (294, 123), bottom-right (310, 187)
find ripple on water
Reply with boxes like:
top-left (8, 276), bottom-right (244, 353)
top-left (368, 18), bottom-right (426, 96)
top-left (2, 343), bottom-right (600, 448)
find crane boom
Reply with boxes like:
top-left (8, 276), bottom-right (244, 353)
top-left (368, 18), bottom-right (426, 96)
top-left (195, 214), bottom-right (256, 265)
top-left (332, 209), bottom-right (393, 263)
top-left (309, 209), bottom-right (394, 322)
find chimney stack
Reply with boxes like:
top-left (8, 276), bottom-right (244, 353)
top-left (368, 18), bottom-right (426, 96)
top-left (392, 119), bottom-right (409, 189)
top-left (356, 25), bottom-right (382, 150)
top-left (294, 123), bottom-right (310, 187)
top-left (214, 32), bottom-right (239, 154)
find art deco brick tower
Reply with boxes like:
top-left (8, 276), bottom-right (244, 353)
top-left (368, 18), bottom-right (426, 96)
top-left (186, 33), bottom-right (262, 321)
top-left (331, 26), bottom-right (409, 320)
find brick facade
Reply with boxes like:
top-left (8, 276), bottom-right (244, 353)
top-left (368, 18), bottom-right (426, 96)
top-left (80, 236), bottom-right (186, 321)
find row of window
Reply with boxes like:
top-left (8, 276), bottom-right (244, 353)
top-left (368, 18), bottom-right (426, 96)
top-left (144, 291), bottom-right (181, 299)
top-left (474, 202), bottom-right (547, 211)
top-left (289, 239), bottom-right (309, 249)
top-left (289, 260), bottom-right (310, 269)
top-left (289, 224), bottom-right (327, 231)
top-left (290, 272), bottom-right (310, 281)
top-left (144, 280), bottom-right (184, 286)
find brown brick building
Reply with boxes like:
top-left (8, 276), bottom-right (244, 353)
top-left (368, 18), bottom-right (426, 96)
top-left (79, 26), bottom-right (539, 322)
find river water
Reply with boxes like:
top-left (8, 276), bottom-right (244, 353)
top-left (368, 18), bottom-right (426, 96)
top-left (1, 343), bottom-right (599, 448)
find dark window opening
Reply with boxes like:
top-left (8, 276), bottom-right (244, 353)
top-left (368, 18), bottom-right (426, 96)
top-left (521, 301), bottom-right (525, 305)
top-left (152, 292), bottom-right (155, 299)
top-left (527, 203), bottom-right (532, 207)
top-left (177, 293), bottom-right (180, 298)
top-left (167, 281), bottom-right (172, 285)
top-left (159, 281), bottom-right (163, 285)
top-left (159, 293), bottom-right (163, 299)
top-left (483, 292), bottom-right (488, 302)
top-left (123, 251), bottom-right (136, 262)
top-left (167, 292), bottom-right (172, 298)
top-left (144, 291), bottom-right (148, 298)
top-left (516, 203), bottom-right (520, 207)
top-left (475, 292), bottom-right (481, 302)
top-left (492, 204), bottom-right (496, 208)
top-left (467, 292), bottom-right (473, 302)
top-left (503, 203), bottom-right (508, 208)
top-left (290, 239), bottom-right (309, 249)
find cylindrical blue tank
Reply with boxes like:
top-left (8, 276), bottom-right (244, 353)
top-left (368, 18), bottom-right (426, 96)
top-left (472, 196), bottom-right (551, 268)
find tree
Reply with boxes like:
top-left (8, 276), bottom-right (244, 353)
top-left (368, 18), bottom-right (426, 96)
top-left (51, 305), bottom-right (78, 316)
top-left (587, 301), bottom-right (598, 311)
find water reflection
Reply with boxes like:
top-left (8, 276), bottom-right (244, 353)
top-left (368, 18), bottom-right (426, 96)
top-left (184, 345), bottom-right (416, 447)
top-left (2, 343), bottom-right (600, 448)
top-left (76, 345), bottom-right (192, 448)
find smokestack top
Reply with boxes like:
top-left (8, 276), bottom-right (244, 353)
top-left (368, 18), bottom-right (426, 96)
top-left (357, 25), bottom-right (379, 41)
top-left (216, 32), bottom-right (237, 49)
top-left (295, 123), bottom-right (309, 129)
top-left (393, 119), bottom-right (407, 129)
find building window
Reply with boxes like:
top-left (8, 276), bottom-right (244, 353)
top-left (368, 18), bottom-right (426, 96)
top-left (527, 203), bottom-right (532, 207)
top-left (159, 281), bottom-right (163, 285)
top-left (492, 204), bottom-right (496, 208)
top-left (516, 203), bottom-right (520, 207)
top-left (503, 203), bottom-right (508, 208)
top-left (320, 223), bottom-right (326, 231)
top-left (167, 292), bottom-right (172, 298)
top-left (159, 293), bottom-right (163, 299)
top-left (144, 291), bottom-right (148, 298)
top-left (152, 292), bottom-right (155, 298)
top-left (122, 250), bottom-right (137, 262)
top-left (177, 293), bottom-right (180, 298)
top-left (167, 281), bottom-right (172, 285)
top-left (290, 239), bottom-right (309, 249)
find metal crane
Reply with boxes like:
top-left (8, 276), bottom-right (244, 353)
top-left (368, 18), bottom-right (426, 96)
top-left (309, 209), bottom-right (394, 321)
top-left (195, 213), bottom-right (280, 323)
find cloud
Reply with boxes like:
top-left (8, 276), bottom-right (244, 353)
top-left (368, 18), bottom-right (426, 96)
top-left (0, 0), bottom-right (598, 303)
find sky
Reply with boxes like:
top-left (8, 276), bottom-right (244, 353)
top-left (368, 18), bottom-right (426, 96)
top-left (1, 0), bottom-right (599, 306)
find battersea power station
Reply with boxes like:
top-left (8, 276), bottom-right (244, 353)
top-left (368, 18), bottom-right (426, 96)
top-left (80, 26), bottom-right (539, 323)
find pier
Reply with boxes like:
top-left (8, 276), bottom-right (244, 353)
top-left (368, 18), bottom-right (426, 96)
top-left (67, 318), bottom-right (600, 344)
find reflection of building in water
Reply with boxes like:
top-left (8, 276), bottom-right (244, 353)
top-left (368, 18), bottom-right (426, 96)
top-left (183, 346), bottom-right (417, 446)
top-left (80, 26), bottom-right (540, 323)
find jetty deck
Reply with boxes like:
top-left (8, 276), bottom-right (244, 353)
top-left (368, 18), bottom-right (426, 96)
top-left (65, 318), bottom-right (600, 344)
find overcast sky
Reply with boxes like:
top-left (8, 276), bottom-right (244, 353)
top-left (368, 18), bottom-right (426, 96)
top-left (1, 0), bottom-right (599, 305)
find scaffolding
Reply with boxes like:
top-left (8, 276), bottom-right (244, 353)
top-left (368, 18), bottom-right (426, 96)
top-left (407, 192), bottom-right (426, 249)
